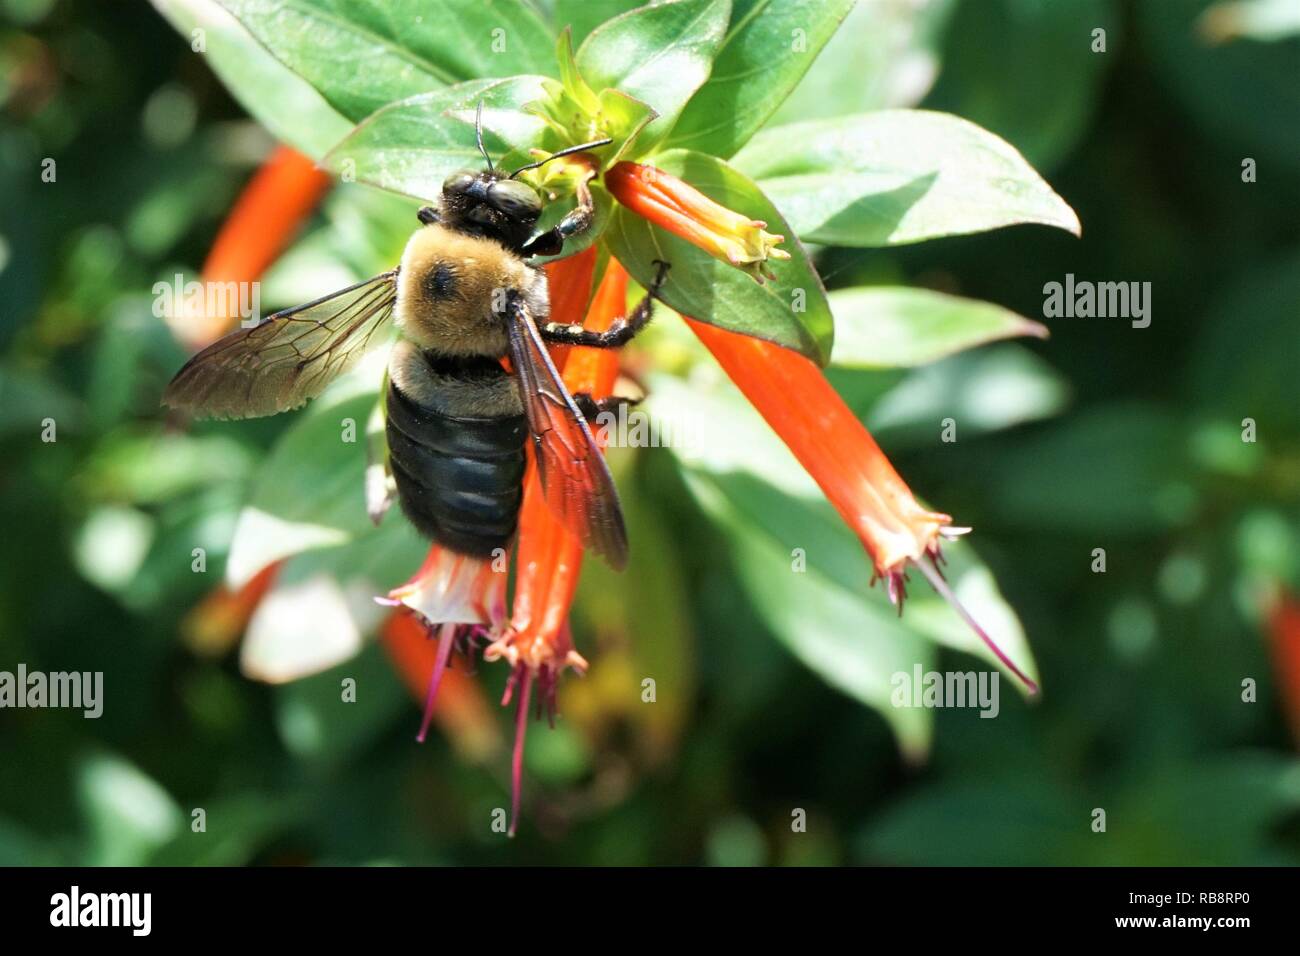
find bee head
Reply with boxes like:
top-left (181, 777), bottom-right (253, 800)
top-left (427, 102), bottom-right (612, 253)
top-left (438, 169), bottom-right (544, 250)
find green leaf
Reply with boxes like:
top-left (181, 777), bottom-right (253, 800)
top-left (606, 148), bottom-right (833, 363)
top-left (921, 0), bottom-right (1116, 171)
top-left (76, 753), bottom-right (183, 867)
top-left (829, 287), bottom-right (1047, 368)
top-left (694, 475), bottom-right (934, 760)
top-left (576, 0), bottom-right (732, 149)
top-left (766, 0), bottom-right (954, 124)
top-left (864, 344), bottom-right (1070, 448)
top-left (324, 76), bottom-right (552, 201)
top-left (151, 0), bottom-right (350, 158)
top-left (733, 110), bottom-right (1080, 246)
top-left (218, 0), bottom-right (556, 121)
top-left (666, 0), bottom-right (858, 158)
top-left (225, 363), bottom-right (388, 588)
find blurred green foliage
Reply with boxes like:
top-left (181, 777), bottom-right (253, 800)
top-left (0, 0), bottom-right (1298, 865)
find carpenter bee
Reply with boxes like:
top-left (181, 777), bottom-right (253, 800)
top-left (164, 107), bottom-right (668, 570)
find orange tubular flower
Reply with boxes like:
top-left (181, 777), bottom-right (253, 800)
top-left (606, 161), bottom-right (789, 282)
top-left (609, 161), bottom-right (1037, 693)
top-left (484, 259), bottom-right (629, 835)
top-left (686, 322), bottom-right (1037, 694)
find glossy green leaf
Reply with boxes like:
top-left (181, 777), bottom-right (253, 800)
top-left (733, 110), bottom-right (1081, 246)
top-left (691, 474), bottom-right (935, 760)
top-left (151, 0), bottom-right (350, 158)
top-left (576, 0), bottom-right (732, 149)
top-left (830, 286), bottom-right (1048, 368)
top-left (666, 0), bottom-right (857, 158)
top-left (606, 148), bottom-right (833, 363)
top-left (218, 0), bottom-right (556, 121)
top-left (324, 76), bottom-right (552, 201)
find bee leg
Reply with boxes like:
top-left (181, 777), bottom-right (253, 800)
top-left (417, 206), bottom-right (440, 226)
top-left (573, 392), bottom-right (640, 422)
top-left (520, 180), bottom-right (596, 258)
top-left (540, 259), bottom-right (670, 349)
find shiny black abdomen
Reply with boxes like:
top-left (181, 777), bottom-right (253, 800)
top-left (385, 364), bottom-right (527, 558)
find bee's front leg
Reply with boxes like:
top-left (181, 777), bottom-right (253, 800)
top-left (540, 259), bottom-right (670, 349)
top-left (521, 180), bottom-right (596, 258)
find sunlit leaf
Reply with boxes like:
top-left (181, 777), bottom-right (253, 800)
top-left (218, 0), bottom-right (556, 121)
top-left (733, 110), bottom-right (1080, 246)
top-left (830, 287), bottom-right (1047, 368)
top-left (576, 0), bottom-right (732, 149)
top-left (767, 0), bottom-right (955, 124)
top-left (667, 0), bottom-right (857, 158)
top-left (864, 343), bottom-right (1070, 447)
top-left (552, 0), bottom-right (643, 45)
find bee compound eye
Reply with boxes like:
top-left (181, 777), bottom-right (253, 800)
top-left (486, 180), bottom-right (542, 220)
top-left (442, 171), bottom-right (476, 195)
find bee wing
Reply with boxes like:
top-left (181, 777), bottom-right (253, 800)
top-left (163, 270), bottom-right (399, 419)
top-left (505, 296), bottom-right (629, 571)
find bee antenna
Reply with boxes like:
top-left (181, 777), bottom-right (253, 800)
top-left (475, 100), bottom-right (493, 172)
top-left (509, 137), bottom-right (613, 179)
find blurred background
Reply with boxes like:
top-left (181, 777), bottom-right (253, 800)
top-left (1, 0), bottom-right (1298, 865)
